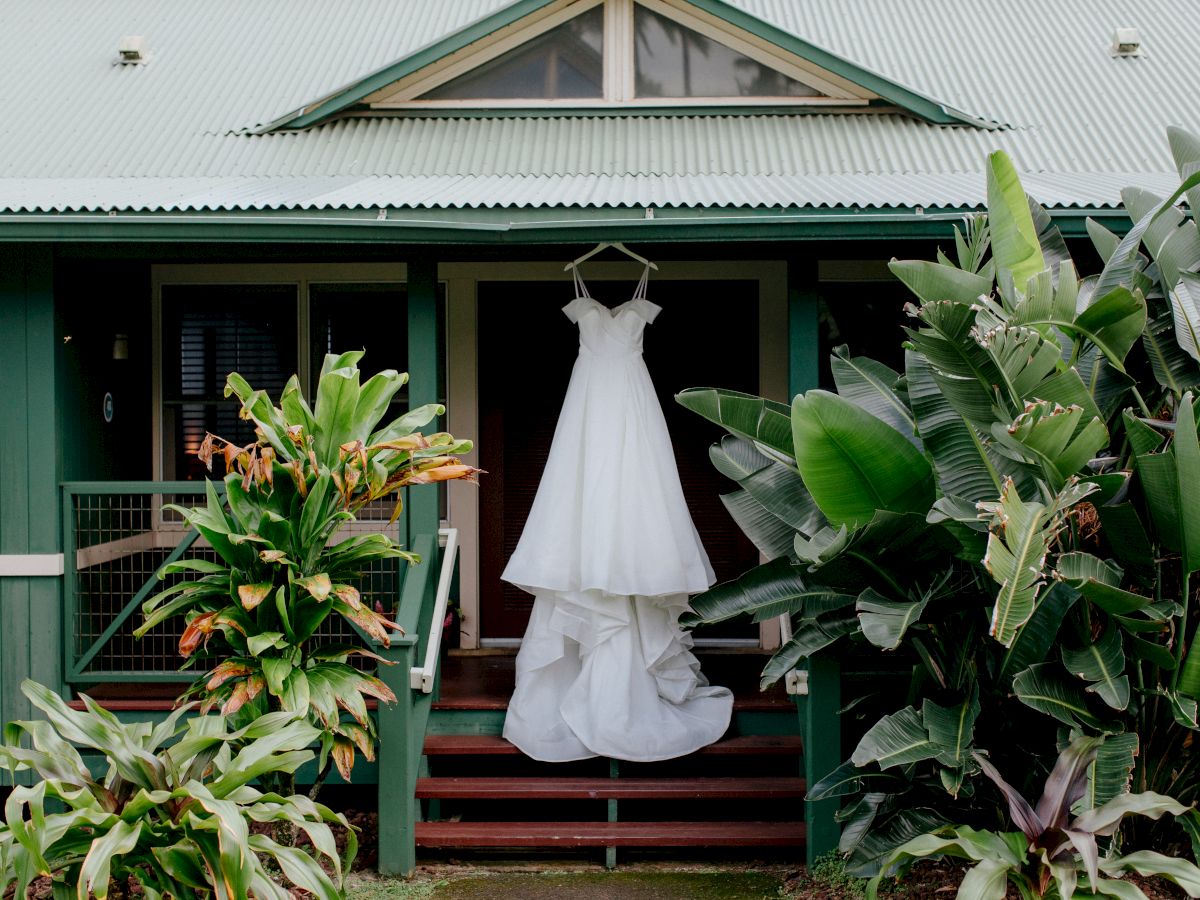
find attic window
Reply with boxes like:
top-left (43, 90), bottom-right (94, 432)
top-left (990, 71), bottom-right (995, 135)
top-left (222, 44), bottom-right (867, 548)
top-left (366, 0), bottom-right (871, 110)
top-left (634, 6), bottom-right (818, 98)
top-left (421, 7), bottom-right (604, 100)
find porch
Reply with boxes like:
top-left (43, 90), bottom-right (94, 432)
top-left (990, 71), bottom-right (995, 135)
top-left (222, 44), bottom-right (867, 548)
top-left (0, 241), bottom-right (898, 873)
top-left (55, 479), bottom-right (839, 873)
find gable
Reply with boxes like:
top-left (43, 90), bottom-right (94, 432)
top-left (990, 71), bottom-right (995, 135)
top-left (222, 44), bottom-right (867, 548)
top-left (269, 0), bottom-right (987, 128)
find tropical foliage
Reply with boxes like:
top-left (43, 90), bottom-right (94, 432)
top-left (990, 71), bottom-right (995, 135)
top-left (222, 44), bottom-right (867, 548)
top-left (137, 351), bottom-right (479, 784)
top-left (677, 133), bottom-right (1200, 874)
top-left (0, 680), bottom-right (353, 899)
top-left (868, 738), bottom-right (1200, 900)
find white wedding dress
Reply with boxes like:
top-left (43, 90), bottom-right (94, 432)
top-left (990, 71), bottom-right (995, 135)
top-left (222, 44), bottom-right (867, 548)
top-left (501, 266), bottom-right (733, 762)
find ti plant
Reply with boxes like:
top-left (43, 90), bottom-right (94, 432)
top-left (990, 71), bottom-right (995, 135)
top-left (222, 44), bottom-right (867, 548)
top-left (868, 737), bottom-right (1200, 900)
top-left (137, 351), bottom-right (479, 785)
top-left (0, 680), bottom-right (354, 899)
top-left (677, 135), bottom-right (1200, 872)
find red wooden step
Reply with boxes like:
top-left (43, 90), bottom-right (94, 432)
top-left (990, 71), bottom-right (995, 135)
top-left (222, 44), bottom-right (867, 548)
top-left (417, 734), bottom-right (801, 758)
top-left (415, 820), bottom-right (806, 848)
top-left (416, 776), bottom-right (806, 800)
top-left (422, 733), bottom-right (803, 756)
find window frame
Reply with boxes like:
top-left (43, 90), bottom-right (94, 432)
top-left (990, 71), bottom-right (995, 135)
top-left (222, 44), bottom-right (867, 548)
top-left (150, 262), bottom-right (409, 481)
top-left (367, 0), bottom-right (872, 110)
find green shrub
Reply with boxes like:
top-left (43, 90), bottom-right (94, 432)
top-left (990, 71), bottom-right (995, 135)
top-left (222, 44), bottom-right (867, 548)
top-left (0, 680), bottom-right (353, 898)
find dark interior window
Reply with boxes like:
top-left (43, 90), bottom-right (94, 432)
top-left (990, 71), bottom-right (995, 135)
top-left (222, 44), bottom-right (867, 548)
top-left (421, 7), bottom-right (604, 100)
top-left (635, 6), bottom-right (820, 98)
top-left (161, 284), bottom-right (298, 481)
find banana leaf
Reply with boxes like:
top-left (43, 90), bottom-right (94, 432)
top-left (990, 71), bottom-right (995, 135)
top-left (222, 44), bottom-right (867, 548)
top-left (791, 390), bottom-right (934, 528)
top-left (675, 387), bottom-right (794, 458)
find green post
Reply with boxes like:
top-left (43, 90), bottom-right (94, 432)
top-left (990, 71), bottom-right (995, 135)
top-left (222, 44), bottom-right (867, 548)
top-left (376, 636), bottom-right (418, 876)
top-left (788, 259), bottom-right (842, 864)
top-left (0, 245), bottom-right (63, 738)
top-left (406, 258), bottom-right (441, 542)
top-left (374, 261), bottom-right (442, 875)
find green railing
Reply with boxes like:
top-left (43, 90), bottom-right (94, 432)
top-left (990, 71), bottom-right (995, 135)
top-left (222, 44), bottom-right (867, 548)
top-left (61, 481), bottom-right (451, 874)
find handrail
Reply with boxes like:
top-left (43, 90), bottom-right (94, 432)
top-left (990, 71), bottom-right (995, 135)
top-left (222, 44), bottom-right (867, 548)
top-left (777, 613), bottom-right (809, 696)
top-left (410, 527), bottom-right (458, 693)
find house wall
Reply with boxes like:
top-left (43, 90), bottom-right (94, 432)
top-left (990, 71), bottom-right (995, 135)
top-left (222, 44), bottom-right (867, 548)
top-left (0, 246), bottom-right (65, 730)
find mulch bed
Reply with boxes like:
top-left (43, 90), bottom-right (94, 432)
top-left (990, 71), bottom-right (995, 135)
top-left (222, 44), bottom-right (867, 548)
top-left (781, 859), bottom-right (1189, 899)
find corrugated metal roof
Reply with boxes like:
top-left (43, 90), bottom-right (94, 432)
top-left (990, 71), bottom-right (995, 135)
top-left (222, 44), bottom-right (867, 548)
top-left (0, 0), bottom-right (1195, 214)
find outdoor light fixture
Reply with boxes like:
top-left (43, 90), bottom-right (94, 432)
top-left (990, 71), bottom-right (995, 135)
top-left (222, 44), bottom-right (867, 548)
top-left (117, 36), bottom-right (146, 64)
top-left (1111, 27), bottom-right (1143, 57)
top-left (112, 334), bottom-right (129, 360)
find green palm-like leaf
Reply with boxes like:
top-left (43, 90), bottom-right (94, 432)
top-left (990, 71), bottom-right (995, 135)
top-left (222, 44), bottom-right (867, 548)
top-left (987, 150), bottom-right (1047, 298)
top-left (856, 588), bottom-right (929, 651)
top-left (683, 556), bottom-right (850, 627)
top-left (906, 300), bottom-right (1011, 429)
top-left (923, 689), bottom-right (981, 770)
top-left (719, 489), bottom-right (796, 560)
top-left (1012, 663), bottom-right (1107, 730)
top-left (1054, 552), bottom-right (1154, 615)
top-left (850, 706), bottom-right (939, 770)
top-left (675, 387), bottom-right (795, 458)
top-left (830, 346), bottom-right (919, 446)
top-left (758, 611), bottom-right (858, 689)
top-left (1101, 851), bottom-right (1200, 898)
top-left (791, 390), bottom-right (934, 528)
top-left (887, 259), bottom-right (992, 306)
top-left (906, 351), bottom-right (1016, 504)
top-left (979, 479), bottom-right (1056, 646)
top-left (1086, 733), bottom-right (1139, 810)
top-left (1062, 625), bottom-right (1129, 710)
top-left (709, 436), bottom-right (824, 536)
top-left (1123, 185), bottom-right (1200, 295)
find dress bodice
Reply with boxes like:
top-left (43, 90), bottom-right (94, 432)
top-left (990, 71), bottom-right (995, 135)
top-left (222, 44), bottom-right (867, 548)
top-left (561, 264), bottom-right (661, 358)
top-left (562, 296), bottom-right (662, 357)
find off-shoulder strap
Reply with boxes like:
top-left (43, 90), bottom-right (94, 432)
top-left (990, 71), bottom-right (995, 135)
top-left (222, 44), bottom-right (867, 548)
top-left (629, 263), bottom-right (661, 323)
top-left (562, 296), bottom-right (592, 323)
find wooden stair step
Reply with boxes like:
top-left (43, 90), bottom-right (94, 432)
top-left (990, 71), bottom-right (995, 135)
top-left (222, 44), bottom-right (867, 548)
top-left (422, 734), bottom-right (802, 756)
top-left (416, 776), bottom-right (806, 800)
top-left (415, 820), bottom-right (806, 848)
top-left (432, 695), bottom-right (791, 712)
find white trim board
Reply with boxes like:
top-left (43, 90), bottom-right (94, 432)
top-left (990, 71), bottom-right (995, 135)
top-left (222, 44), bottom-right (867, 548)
top-left (0, 554), bottom-right (65, 577)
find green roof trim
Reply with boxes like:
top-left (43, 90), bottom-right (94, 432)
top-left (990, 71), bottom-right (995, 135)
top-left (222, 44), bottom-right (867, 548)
top-left (683, 0), bottom-right (996, 128)
top-left (0, 206), bottom-right (1124, 245)
top-left (263, 0), bottom-right (562, 131)
top-left (266, 0), bottom-right (995, 132)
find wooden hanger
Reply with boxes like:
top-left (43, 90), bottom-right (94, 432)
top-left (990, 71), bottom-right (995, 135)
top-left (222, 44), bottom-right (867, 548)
top-left (564, 242), bottom-right (659, 271)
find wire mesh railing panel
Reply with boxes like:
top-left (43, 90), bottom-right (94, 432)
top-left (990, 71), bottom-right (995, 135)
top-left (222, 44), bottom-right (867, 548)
top-left (67, 486), bottom-right (406, 679)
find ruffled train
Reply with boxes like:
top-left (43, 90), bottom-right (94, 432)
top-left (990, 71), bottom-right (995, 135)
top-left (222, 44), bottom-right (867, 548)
top-left (502, 588), bottom-right (734, 762)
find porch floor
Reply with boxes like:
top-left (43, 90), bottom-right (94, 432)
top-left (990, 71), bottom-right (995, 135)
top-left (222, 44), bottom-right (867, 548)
top-left (71, 651), bottom-right (791, 712)
top-left (435, 651), bottom-right (791, 712)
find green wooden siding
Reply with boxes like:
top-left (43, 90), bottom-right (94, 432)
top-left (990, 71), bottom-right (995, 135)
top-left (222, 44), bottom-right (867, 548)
top-left (0, 245), bottom-right (64, 735)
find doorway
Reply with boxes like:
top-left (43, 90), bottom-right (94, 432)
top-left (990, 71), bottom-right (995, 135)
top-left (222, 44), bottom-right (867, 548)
top-left (476, 277), bottom-right (763, 641)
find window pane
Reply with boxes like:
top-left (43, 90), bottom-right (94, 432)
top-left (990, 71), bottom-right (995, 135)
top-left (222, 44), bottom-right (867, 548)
top-left (161, 284), bottom-right (297, 480)
top-left (421, 6), bottom-right (604, 100)
top-left (635, 7), bottom-right (820, 98)
top-left (309, 282), bottom-right (448, 521)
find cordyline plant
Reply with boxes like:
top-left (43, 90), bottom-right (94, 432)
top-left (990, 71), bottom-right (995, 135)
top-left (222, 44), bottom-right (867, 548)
top-left (136, 350), bottom-right (479, 787)
top-left (0, 680), bottom-right (354, 899)
top-left (677, 134), bottom-right (1200, 873)
top-left (869, 737), bottom-right (1200, 900)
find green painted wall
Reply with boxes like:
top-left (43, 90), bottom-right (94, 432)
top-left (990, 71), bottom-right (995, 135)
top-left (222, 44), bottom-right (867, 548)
top-left (0, 245), bottom-right (64, 735)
